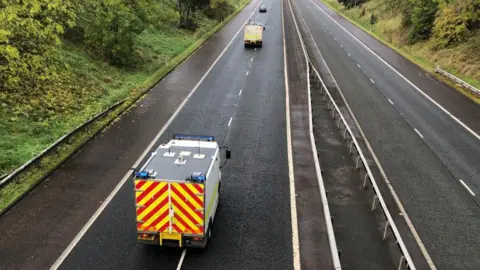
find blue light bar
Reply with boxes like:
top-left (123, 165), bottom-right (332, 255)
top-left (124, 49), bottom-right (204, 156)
top-left (190, 172), bottom-right (206, 182)
top-left (173, 134), bottom-right (215, 142)
top-left (135, 171), bottom-right (150, 179)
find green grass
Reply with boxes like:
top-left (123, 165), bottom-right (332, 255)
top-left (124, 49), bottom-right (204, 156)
top-left (320, 0), bottom-right (480, 103)
top-left (0, 0), bottom-right (251, 212)
top-left (0, 105), bottom-right (124, 211)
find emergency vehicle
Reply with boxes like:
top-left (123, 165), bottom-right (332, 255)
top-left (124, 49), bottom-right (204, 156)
top-left (133, 134), bottom-right (231, 248)
top-left (244, 22), bottom-right (265, 47)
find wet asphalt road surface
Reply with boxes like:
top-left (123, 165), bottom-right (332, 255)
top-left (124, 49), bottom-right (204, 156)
top-left (0, 0), bottom-right (295, 269)
top-left (309, 71), bottom-right (396, 270)
top-left (58, 0), bottom-right (294, 268)
top-left (292, 0), bottom-right (480, 269)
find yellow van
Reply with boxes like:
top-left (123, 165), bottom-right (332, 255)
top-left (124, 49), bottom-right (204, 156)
top-left (244, 24), bottom-right (264, 47)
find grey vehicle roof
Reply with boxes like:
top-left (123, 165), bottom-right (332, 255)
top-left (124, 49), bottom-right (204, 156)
top-left (143, 145), bottom-right (216, 181)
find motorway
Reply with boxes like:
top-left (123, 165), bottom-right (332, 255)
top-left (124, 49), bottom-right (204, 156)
top-left (1, 0), bottom-right (479, 269)
top-left (0, 0), bottom-right (299, 269)
top-left (290, 0), bottom-right (480, 269)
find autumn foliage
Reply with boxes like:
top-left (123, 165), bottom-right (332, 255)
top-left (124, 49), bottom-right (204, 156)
top-left (0, 0), bottom-right (235, 119)
top-left (0, 0), bottom-right (77, 118)
top-left (432, 0), bottom-right (480, 47)
top-left (338, 0), bottom-right (480, 46)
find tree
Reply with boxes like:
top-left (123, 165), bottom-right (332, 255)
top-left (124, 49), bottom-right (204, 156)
top-left (176, 0), bottom-right (210, 29)
top-left (204, 0), bottom-right (234, 21)
top-left (0, 0), bottom-right (75, 92)
top-left (407, 0), bottom-right (438, 43)
top-left (70, 0), bottom-right (149, 66)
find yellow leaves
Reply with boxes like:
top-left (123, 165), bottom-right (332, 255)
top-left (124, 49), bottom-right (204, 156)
top-left (0, 0), bottom-right (76, 89)
top-left (55, 24), bottom-right (64, 34)
top-left (29, 1), bottom-right (41, 16)
top-left (0, 29), bottom-right (11, 43)
top-left (432, 0), bottom-right (479, 48)
top-left (0, 30), bottom-right (18, 61)
top-left (0, 0), bottom-right (79, 121)
top-left (4, 45), bottom-right (19, 59)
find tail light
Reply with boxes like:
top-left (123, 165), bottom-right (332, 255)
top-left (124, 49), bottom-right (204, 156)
top-left (138, 233), bottom-right (155, 240)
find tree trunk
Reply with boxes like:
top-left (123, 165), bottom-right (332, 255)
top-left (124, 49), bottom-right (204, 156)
top-left (185, 7), bottom-right (190, 27)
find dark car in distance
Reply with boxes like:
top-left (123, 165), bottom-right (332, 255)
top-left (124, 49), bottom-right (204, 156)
top-left (259, 5), bottom-right (267, 13)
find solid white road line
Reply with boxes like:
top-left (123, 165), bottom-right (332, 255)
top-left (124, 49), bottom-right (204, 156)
top-left (49, 1), bottom-right (264, 269)
top-left (414, 128), bottom-right (424, 139)
top-left (388, 99), bottom-right (394, 105)
top-left (309, 0), bottom-right (480, 142)
top-left (176, 249), bottom-right (187, 270)
top-left (228, 117), bottom-right (233, 127)
top-left (282, 2), bottom-right (301, 269)
top-left (460, 180), bottom-right (475, 196)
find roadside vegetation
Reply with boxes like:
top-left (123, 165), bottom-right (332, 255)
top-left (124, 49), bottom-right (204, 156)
top-left (323, 0), bottom-right (480, 96)
top-left (0, 0), bottom-right (249, 179)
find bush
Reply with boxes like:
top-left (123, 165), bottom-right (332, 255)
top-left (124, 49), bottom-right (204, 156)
top-left (360, 8), bottom-right (366, 17)
top-left (338, 0), bottom-right (368, 9)
top-left (401, 0), bottom-right (413, 27)
top-left (433, 0), bottom-right (480, 48)
top-left (433, 6), bottom-right (469, 47)
top-left (370, 13), bottom-right (377, 24)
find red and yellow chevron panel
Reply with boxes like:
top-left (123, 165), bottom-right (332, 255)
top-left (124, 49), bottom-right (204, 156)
top-left (135, 180), bottom-right (204, 235)
top-left (170, 182), bottom-right (204, 234)
top-left (135, 180), bottom-right (169, 232)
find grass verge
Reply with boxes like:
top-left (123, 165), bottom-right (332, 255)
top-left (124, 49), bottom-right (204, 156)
top-left (0, 0), bottom-right (252, 213)
top-left (318, 0), bottom-right (480, 104)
